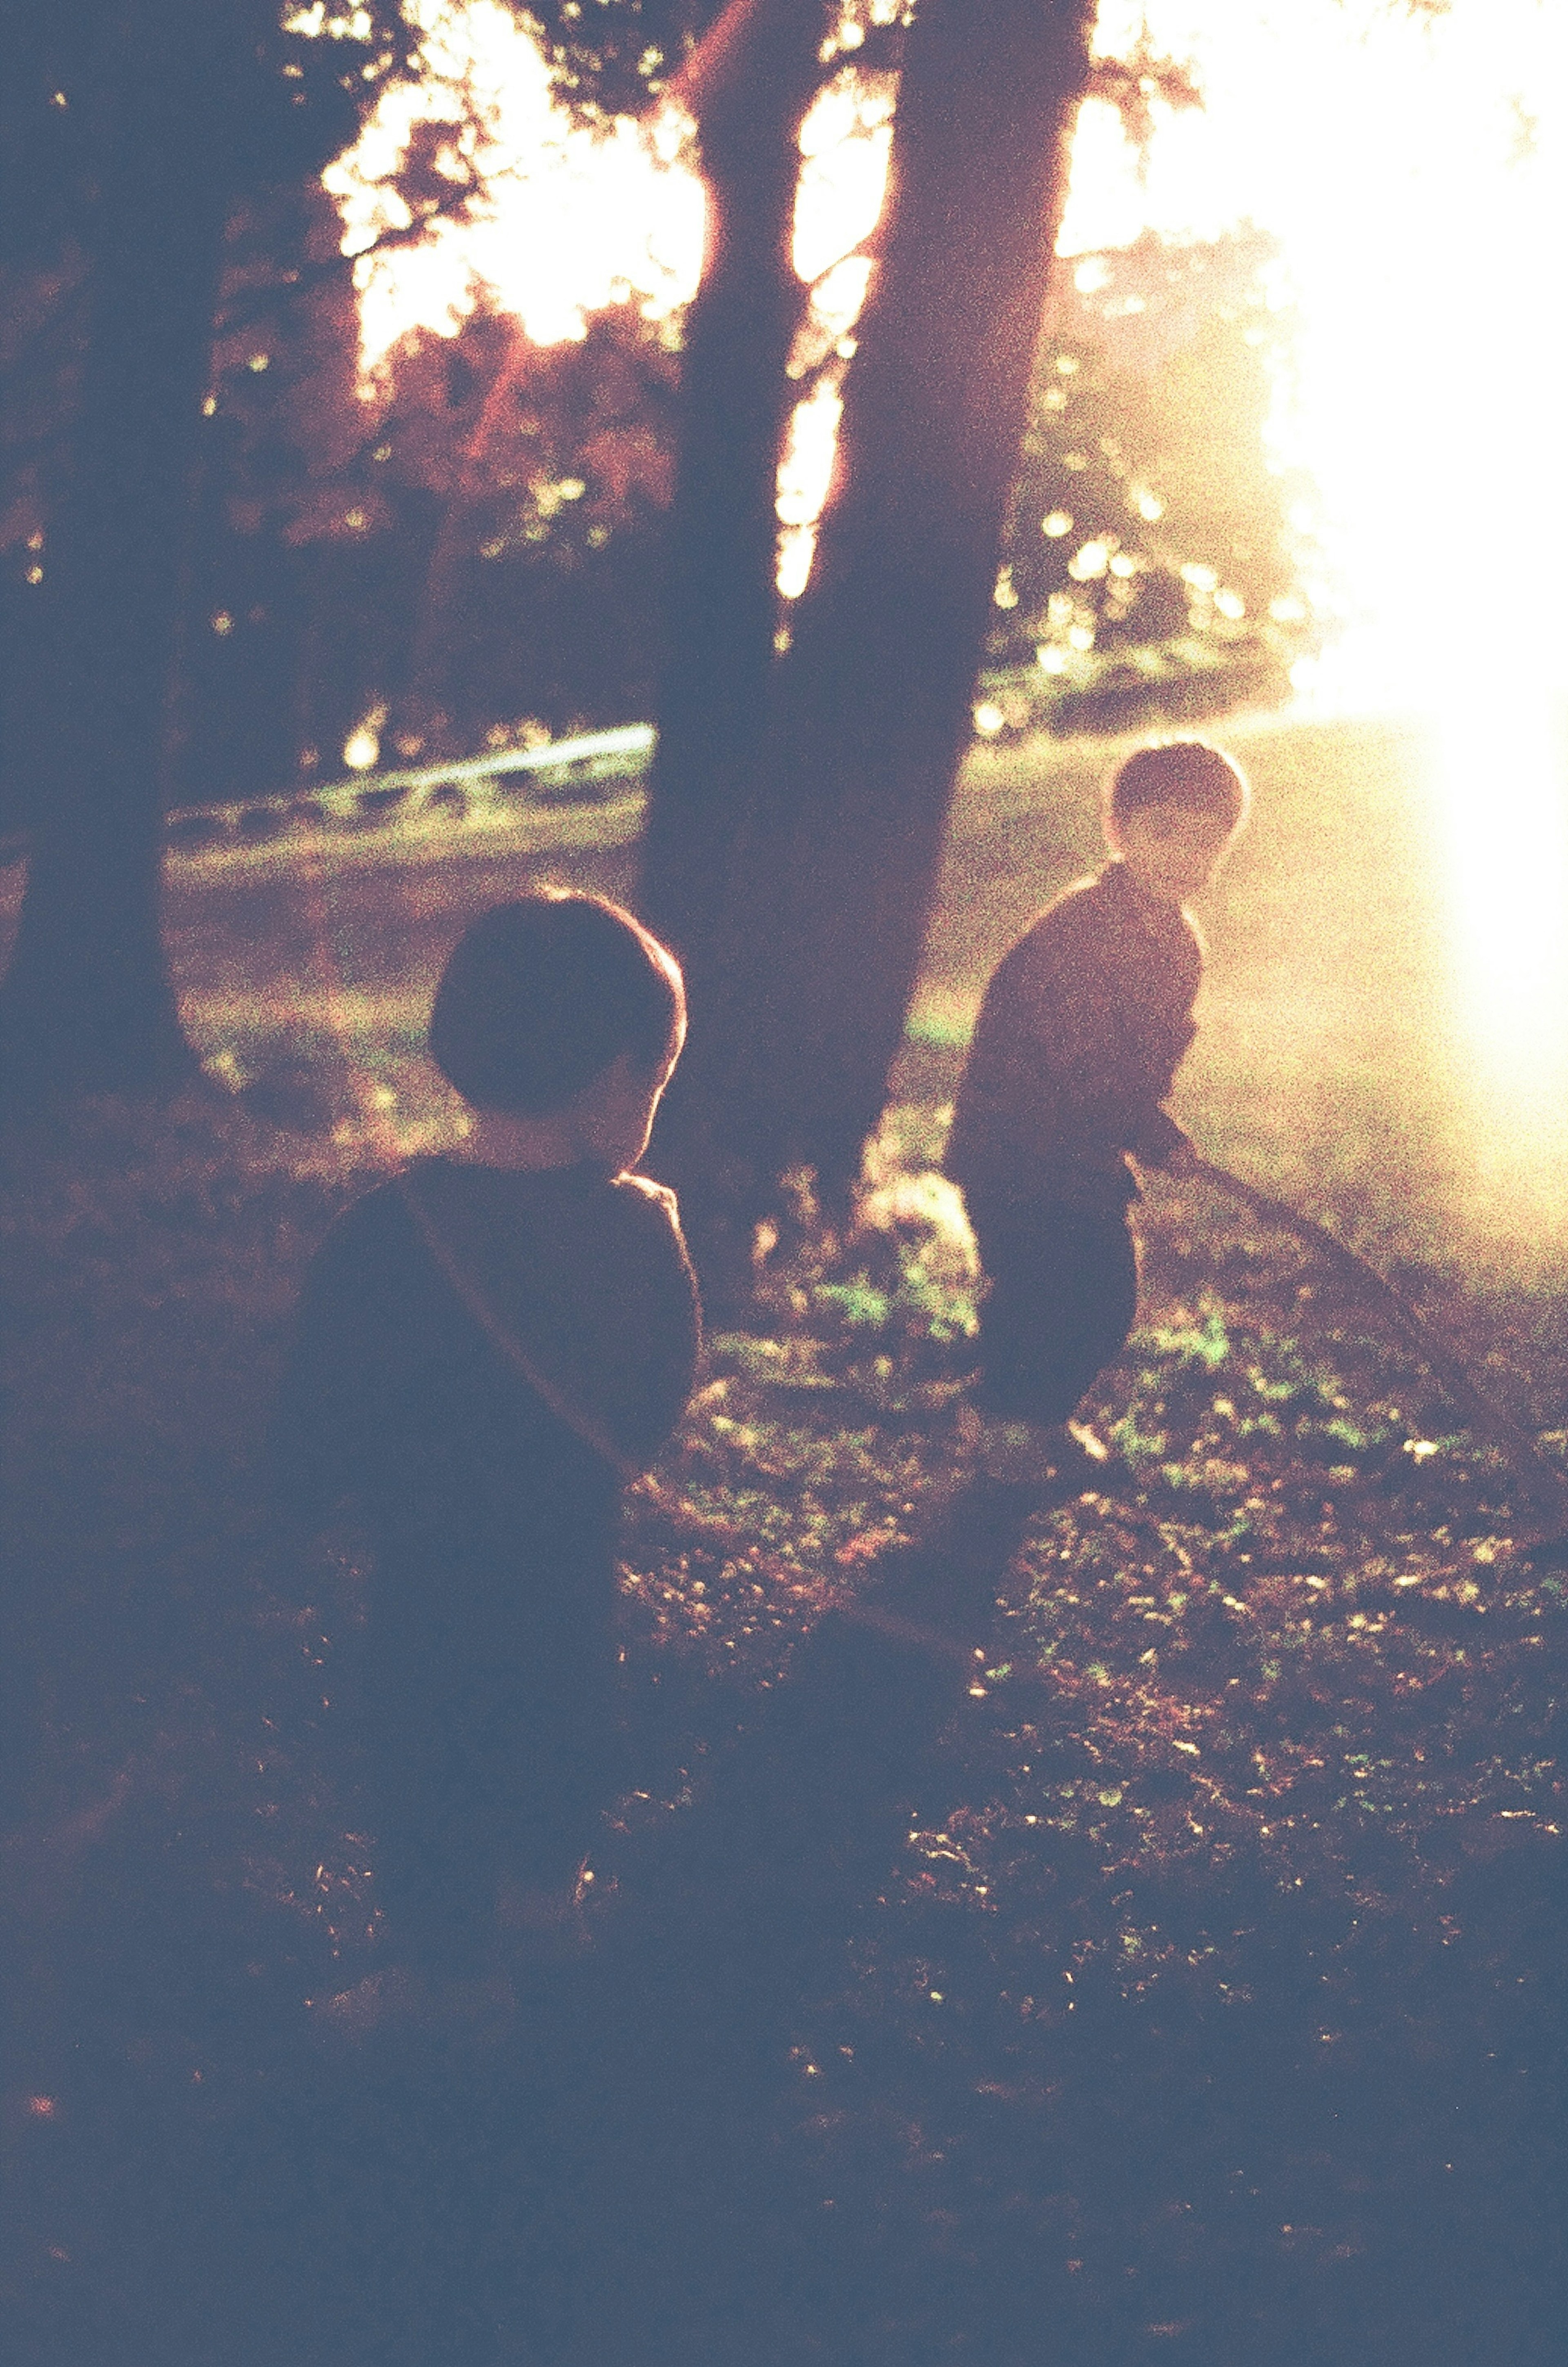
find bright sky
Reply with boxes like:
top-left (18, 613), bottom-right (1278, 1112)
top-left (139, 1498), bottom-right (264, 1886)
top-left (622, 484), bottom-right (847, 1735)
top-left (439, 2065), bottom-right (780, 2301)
top-left (1074, 0), bottom-right (1568, 1137)
top-left (329, 0), bottom-right (1568, 719)
top-left (325, 0), bottom-right (702, 354)
top-left (1075, 0), bottom-right (1568, 717)
top-left (323, 0), bottom-right (1568, 1176)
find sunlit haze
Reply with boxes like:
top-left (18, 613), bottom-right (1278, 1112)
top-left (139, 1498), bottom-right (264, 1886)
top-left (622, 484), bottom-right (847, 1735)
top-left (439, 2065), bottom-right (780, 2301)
top-left (1068, 0), bottom-right (1568, 1130)
top-left (331, 0), bottom-right (1568, 712)
top-left (1073, 0), bottom-right (1568, 715)
top-left (324, 0), bottom-right (1568, 1133)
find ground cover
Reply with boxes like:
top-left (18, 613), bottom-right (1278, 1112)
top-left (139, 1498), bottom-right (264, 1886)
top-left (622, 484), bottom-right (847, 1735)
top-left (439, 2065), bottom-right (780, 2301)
top-left (3, 708), bottom-right (1564, 2357)
top-left (5, 704), bottom-right (1541, 1276)
top-left (2, 1081), bottom-right (1564, 2365)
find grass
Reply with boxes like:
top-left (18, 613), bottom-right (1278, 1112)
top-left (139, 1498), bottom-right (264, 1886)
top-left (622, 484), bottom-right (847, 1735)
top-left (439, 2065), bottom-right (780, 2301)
top-left (2, 709), bottom-right (1566, 2360)
top-left (34, 702), bottom-right (1545, 1281)
top-left (2, 1077), bottom-right (1565, 2365)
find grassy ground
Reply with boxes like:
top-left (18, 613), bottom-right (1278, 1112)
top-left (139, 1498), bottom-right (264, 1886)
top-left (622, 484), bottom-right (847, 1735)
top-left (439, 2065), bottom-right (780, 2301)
top-left (2, 712), bottom-right (1566, 2360)
top-left (2, 700), bottom-right (1537, 1268)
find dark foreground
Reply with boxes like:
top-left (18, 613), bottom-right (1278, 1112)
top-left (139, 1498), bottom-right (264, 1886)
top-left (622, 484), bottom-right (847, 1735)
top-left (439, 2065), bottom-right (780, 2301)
top-left (2, 1094), bottom-right (1565, 2365)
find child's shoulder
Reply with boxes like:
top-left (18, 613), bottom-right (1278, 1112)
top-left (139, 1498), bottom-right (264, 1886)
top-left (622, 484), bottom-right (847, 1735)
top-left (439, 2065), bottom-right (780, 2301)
top-left (319, 1160), bottom-right (686, 1268)
top-left (605, 1170), bottom-right (690, 1265)
top-left (612, 1169), bottom-right (681, 1224)
top-left (581, 1174), bottom-right (697, 1340)
top-left (1013, 863), bottom-right (1197, 958)
top-left (999, 869), bottom-right (1109, 964)
top-left (309, 1172), bottom-right (418, 1266)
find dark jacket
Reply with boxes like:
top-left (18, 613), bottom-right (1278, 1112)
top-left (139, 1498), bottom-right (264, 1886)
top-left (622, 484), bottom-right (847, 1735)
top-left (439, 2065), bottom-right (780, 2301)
top-left (271, 1157), bottom-right (701, 1574)
top-left (945, 859), bottom-right (1201, 1206)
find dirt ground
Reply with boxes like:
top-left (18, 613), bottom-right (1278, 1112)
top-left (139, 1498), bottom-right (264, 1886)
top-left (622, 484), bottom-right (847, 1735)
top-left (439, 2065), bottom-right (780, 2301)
top-left (3, 711), bottom-right (1565, 2362)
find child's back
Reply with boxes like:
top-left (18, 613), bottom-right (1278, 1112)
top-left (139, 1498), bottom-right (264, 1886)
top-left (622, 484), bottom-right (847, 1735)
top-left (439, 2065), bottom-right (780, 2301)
top-left (272, 893), bottom-right (698, 1978)
top-left (280, 1157), bottom-right (697, 1558)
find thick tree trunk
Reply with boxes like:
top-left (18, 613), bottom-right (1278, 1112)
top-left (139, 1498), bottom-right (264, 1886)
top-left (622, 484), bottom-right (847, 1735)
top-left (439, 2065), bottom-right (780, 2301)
top-left (670, 0), bottom-right (1095, 1238)
top-left (0, 11), bottom-right (228, 1108)
top-left (634, 0), bottom-right (832, 1297)
top-left (636, 2), bottom-right (837, 1288)
top-left (637, 0), bottom-right (833, 972)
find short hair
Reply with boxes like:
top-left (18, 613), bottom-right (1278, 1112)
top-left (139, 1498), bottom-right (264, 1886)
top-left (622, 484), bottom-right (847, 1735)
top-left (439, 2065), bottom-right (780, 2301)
top-left (429, 891), bottom-right (684, 1116)
top-left (1106, 739), bottom-right (1251, 835)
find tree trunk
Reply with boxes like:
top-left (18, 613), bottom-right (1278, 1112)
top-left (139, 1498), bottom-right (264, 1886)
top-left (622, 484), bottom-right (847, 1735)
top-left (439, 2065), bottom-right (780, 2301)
top-left (0, 10), bottom-right (229, 1109)
top-left (637, 0), bottom-right (834, 972)
top-left (635, 0), bottom-right (843, 1285)
top-left (669, 0), bottom-right (1096, 1237)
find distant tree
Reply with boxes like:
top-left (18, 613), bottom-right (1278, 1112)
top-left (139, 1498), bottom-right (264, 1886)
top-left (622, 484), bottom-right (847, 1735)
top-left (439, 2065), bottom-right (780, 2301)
top-left (0, 29), bottom-right (690, 830)
top-left (181, 176), bottom-right (390, 802)
top-left (193, 191), bottom-right (680, 791)
top-left (378, 298), bottom-right (680, 760)
top-left (528, 0), bottom-right (716, 119)
top-left (0, 0), bottom-right (416, 1110)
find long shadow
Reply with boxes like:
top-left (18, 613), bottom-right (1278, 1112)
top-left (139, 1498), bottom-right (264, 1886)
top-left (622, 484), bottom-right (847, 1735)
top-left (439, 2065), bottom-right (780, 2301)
top-left (8, 1469), bottom-right (1565, 2364)
top-left (4, 1473), bottom-right (1037, 2364)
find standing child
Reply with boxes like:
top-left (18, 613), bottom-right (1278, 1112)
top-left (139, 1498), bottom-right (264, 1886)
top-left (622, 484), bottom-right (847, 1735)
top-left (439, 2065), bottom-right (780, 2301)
top-left (946, 739), bottom-right (1249, 1487)
top-left (272, 891), bottom-right (699, 1988)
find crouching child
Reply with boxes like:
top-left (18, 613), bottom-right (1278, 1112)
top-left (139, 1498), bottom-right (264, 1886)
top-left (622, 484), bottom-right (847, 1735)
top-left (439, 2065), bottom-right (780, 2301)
top-left (272, 891), bottom-right (699, 1988)
top-left (946, 739), bottom-right (1250, 1488)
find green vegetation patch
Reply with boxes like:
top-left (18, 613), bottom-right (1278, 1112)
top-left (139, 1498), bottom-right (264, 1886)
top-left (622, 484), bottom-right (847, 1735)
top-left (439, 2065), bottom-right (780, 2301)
top-left (3, 1095), bottom-right (1564, 2360)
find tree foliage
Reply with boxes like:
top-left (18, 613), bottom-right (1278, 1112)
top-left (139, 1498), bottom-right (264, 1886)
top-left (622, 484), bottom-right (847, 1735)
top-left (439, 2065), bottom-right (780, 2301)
top-left (192, 187), bottom-right (681, 783)
top-left (981, 228), bottom-right (1321, 736)
top-left (0, 0), bottom-right (415, 267)
top-left (526, 0), bottom-right (719, 120)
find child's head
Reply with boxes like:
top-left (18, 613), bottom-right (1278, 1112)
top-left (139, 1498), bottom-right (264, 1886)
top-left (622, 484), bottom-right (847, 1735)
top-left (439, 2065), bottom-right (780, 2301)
top-left (1103, 738), bottom-right (1250, 904)
top-left (430, 891), bottom-right (685, 1169)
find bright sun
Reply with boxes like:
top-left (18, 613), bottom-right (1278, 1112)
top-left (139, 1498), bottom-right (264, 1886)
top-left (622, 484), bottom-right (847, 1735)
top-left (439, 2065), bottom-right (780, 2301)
top-left (1074, 0), bottom-right (1568, 718)
top-left (329, 0), bottom-right (1568, 720)
top-left (323, 0), bottom-right (1568, 1164)
top-left (324, 0), bottom-right (703, 358)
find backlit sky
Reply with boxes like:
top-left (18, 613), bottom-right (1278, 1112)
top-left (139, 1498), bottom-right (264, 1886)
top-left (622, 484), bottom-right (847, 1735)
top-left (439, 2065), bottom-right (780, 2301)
top-left (320, 0), bottom-right (1568, 1168)
top-left (327, 0), bottom-right (1568, 716)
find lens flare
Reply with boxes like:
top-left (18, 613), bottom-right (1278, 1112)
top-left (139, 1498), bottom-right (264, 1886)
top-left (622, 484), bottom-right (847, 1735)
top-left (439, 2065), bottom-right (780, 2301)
top-left (320, 1), bottom-right (1568, 1192)
top-left (1436, 694), bottom-right (1568, 1114)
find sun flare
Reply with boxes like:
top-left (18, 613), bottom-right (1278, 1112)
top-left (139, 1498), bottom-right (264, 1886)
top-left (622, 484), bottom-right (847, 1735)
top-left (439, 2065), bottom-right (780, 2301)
top-left (330, 0), bottom-right (1568, 703)
top-left (1074, 0), bottom-right (1568, 715)
top-left (324, 0), bottom-right (1568, 1144)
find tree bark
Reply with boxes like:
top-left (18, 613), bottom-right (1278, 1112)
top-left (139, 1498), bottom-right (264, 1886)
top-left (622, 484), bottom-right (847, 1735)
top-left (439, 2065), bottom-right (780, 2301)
top-left (637, 0), bottom-right (834, 973)
top-left (0, 9), bottom-right (231, 1108)
top-left (662, 0), bottom-right (1096, 1240)
top-left (635, 2), bottom-right (838, 1288)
